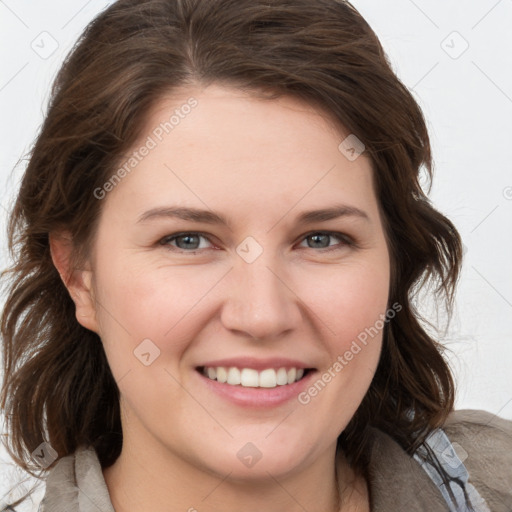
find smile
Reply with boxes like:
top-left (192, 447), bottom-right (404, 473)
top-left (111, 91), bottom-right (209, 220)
top-left (198, 366), bottom-right (311, 388)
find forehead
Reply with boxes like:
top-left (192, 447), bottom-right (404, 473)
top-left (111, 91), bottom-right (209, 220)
top-left (103, 84), bottom-right (378, 222)
top-left (142, 83), bottom-right (351, 152)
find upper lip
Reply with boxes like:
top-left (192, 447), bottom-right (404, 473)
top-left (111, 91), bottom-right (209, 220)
top-left (197, 357), bottom-right (315, 371)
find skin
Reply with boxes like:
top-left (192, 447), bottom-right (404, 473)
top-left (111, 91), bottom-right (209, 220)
top-left (50, 83), bottom-right (391, 511)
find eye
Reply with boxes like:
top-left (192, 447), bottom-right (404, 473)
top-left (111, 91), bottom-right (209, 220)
top-left (297, 231), bottom-right (354, 252)
top-left (158, 231), bottom-right (354, 253)
top-left (159, 232), bottom-right (215, 251)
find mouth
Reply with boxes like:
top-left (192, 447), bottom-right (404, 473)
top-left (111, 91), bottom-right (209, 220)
top-left (194, 364), bottom-right (317, 408)
top-left (195, 365), bottom-right (315, 389)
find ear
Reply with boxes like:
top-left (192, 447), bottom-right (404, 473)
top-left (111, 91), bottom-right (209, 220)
top-left (49, 231), bottom-right (99, 334)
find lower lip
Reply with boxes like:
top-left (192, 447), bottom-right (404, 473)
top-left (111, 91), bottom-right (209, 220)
top-left (196, 369), bottom-right (316, 408)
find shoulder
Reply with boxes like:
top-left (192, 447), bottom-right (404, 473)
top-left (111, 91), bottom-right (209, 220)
top-left (444, 408), bottom-right (512, 433)
top-left (442, 409), bottom-right (512, 511)
top-left (39, 445), bottom-right (114, 512)
top-left (442, 408), bottom-right (512, 459)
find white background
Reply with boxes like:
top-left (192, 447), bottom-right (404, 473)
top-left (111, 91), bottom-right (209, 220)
top-left (1, 1), bottom-right (511, 510)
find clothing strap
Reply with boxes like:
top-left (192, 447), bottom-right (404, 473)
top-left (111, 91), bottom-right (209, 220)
top-left (413, 427), bottom-right (491, 512)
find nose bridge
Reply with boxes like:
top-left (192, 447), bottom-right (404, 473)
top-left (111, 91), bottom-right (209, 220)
top-left (220, 243), bottom-right (301, 339)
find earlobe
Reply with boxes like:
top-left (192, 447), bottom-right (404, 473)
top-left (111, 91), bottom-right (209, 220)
top-left (49, 231), bottom-right (99, 334)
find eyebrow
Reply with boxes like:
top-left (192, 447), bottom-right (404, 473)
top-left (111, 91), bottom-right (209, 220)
top-left (137, 204), bottom-right (370, 228)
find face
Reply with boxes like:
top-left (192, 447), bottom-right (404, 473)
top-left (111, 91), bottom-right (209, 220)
top-left (72, 84), bottom-right (390, 480)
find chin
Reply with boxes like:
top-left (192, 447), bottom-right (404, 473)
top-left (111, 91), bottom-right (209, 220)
top-left (194, 439), bottom-right (312, 481)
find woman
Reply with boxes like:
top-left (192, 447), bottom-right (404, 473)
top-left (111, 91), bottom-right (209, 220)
top-left (1, 0), bottom-right (511, 511)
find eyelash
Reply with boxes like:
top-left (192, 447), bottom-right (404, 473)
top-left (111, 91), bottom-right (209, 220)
top-left (158, 231), bottom-right (356, 254)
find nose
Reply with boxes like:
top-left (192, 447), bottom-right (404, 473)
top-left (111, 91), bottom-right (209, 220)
top-left (219, 253), bottom-right (303, 341)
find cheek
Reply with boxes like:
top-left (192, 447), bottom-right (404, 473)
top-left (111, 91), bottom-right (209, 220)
top-left (302, 257), bottom-right (390, 348)
top-left (92, 252), bottom-right (223, 357)
top-left (291, 260), bottom-right (389, 436)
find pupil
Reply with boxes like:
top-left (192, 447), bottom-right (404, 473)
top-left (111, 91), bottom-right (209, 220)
top-left (179, 234), bottom-right (199, 249)
top-left (310, 234), bottom-right (328, 248)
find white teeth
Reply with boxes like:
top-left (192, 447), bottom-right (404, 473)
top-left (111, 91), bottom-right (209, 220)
top-left (201, 366), bottom-right (307, 388)
top-left (227, 367), bottom-right (241, 385)
top-left (259, 369), bottom-right (276, 388)
top-left (241, 368), bottom-right (259, 387)
top-left (216, 367), bottom-right (227, 383)
top-left (276, 367), bottom-right (288, 385)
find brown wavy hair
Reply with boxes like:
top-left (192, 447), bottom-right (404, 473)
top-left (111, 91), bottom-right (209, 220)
top-left (1, 0), bottom-right (467, 508)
